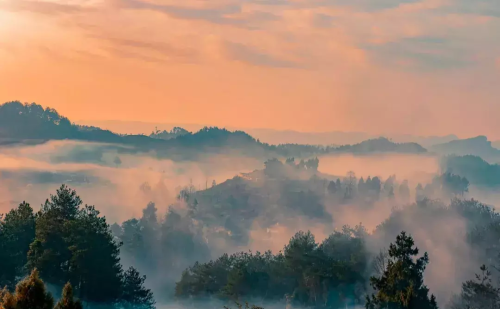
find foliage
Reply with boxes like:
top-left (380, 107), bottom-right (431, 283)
top-left (450, 265), bottom-right (500, 309)
top-left (366, 232), bottom-right (438, 309)
top-left (0, 202), bottom-right (36, 288)
top-left (0, 269), bottom-right (54, 309)
top-left (176, 226), bottom-right (369, 308)
top-left (120, 267), bottom-right (155, 309)
top-left (0, 185), bottom-right (158, 307)
top-left (54, 283), bottom-right (83, 309)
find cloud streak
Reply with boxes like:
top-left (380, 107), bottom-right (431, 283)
top-left (1, 0), bottom-right (500, 137)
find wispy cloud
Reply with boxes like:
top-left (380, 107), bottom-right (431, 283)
top-left (0, 0), bottom-right (91, 15)
top-left (2, 0), bottom-right (500, 136)
top-left (221, 40), bottom-right (299, 68)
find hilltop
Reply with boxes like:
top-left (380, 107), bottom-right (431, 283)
top-left (0, 101), bottom-right (428, 159)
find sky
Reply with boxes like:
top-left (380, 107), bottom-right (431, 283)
top-left (0, 0), bottom-right (499, 137)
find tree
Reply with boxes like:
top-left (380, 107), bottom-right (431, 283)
top-left (54, 283), bottom-right (83, 309)
top-left (120, 267), bottom-right (155, 309)
top-left (450, 265), bottom-right (500, 309)
top-left (0, 202), bottom-right (36, 288)
top-left (0, 269), bottom-right (54, 309)
top-left (305, 158), bottom-right (319, 171)
top-left (27, 185), bottom-right (123, 303)
top-left (398, 180), bottom-right (410, 202)
top-left (335, 179), bottom-right (342, 191)
top-left (344, 171), bottom-right (356, 200)
top-left (416, 183), bottom-right (424, 202)
top-left (64, 205), bottom-right (123, 302)
top-left (358, 178), bottom-right (366, 195)
top-left (370, 177), bottom-right (382, 198)
top-left (366, 231), bottom-right (438, 309)
top-left (440, 172), bottom-right (469, 197)
top-left (327, 181), bottom-right (337, 195)
top-left (27, 185), bottom-right (82, 285)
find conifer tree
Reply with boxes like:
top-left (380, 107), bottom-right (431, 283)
top-left (366, 232), bottom-right (438, 309)
top-left (0, 269), bottom-right (54, 309)
top-left (54, 283), bottom-right (83, 309)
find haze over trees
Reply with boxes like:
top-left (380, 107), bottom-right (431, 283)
top-left (0, 185), bottom-right (155, 309)
top-left (3, 101), bottom-right (500, 309)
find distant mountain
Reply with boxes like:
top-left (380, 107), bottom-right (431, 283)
top-left (442, 155), bottom-right (500, 187)
top-left (79, 120), bottom-right (457, 147)
top-left (335, 137), bottom-right (427, 154)
top-left (245, 128), bottom-right (457, 148)
top-left (0, 101), bottom-right (428, 159)
top-left (149, 127), bottom-right (190, 140)
top-left (430, 136), bottom-right (500, 162)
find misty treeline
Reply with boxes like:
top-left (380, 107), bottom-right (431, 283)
top-left (0, 185), bottom-right (155, 309)
top-left (173, 196), bottom-right (500, 309)
top-left (0, 153), bottom-right (493, 309)
top-left (0, 101), bottom-right (428, 161)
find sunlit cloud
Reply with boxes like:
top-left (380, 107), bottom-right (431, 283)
top-left (1, 0), bottom-right (500, 137)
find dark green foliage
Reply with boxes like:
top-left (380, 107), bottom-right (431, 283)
top-left (54, 283), bottom-right (83, 309)
top-left (176, 226), bottom-right (369, 308)
top-left (366, 232), bottom-right (438, 309)
top-left (120, 267), bottom-right (155, 309)
top-left (21, 185), bottom-right (154, 306)
top-left (64, 205), bottom-right (123, 302)
top-left (150, 127), bottom-right (190, 140)
top-left (0, 102), bottom-right (429, 162)
top-left (435, 172), bottom-right (469, 197)
top-left (0, 202), bottom-right (36, 288)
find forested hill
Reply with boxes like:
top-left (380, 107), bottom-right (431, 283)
top-left (0, 101), bottom-right (427, 159)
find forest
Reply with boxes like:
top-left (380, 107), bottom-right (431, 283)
top-left (2, 102), bottom-right (500, 309)
top-left (1, 161), bottom-right (500, 309)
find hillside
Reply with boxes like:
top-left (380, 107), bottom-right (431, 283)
top-left (430, 136), bottom-right (500, 162)
top-left (0, 101), bottom-right (428, 159)
top-left (442, 155), bottom-right (500, 187)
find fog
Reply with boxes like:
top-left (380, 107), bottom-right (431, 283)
top-left (0, 140), bottom-right (263, 222)
top-left (1, 140), bottom-right (499, 309)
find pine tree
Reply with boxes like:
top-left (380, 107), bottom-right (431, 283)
top-left (0, 202), bottom-right (36, 288)
top-left (120, 267), bottom-right (155, 309)
top-left (366, 231), bottom-right (438, 309)
top-left (0, 269), bottom-right (54, 309)
top-left (54, 283), bottom-right (83, 309)
top-left (450, 265), bottom-right (500, 309)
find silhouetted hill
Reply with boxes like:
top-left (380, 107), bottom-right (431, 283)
top-left (430, 136), bottom-right (500, 161)
top-left (335, 137), bottom-right (427, 154)
top-left (442, 155), bottom-right (500, 187)
top-left (0, 102), bottom-right (428, 159)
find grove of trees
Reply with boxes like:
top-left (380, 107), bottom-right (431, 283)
top-left (0, 185), bottom-right (155, 309)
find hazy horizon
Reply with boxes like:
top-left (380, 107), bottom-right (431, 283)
top-left (2, 1), bottom-right (500, 308)
top-left (1, 0), bottom-right (500, 138)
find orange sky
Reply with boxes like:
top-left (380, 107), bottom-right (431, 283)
top-left (0, 0), bottom-right (499, 137)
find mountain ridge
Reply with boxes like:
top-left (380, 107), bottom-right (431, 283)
top-left (0, 101), bottom-right (428, 159)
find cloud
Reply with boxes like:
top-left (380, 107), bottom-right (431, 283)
top-left (0, 0), bottom-right (91, 15)
top-left (323, 0), bottom-right (422, 11)
top-left (364, 36), bottom-right (473, 70)
top-left (2, 0), bottom-right (500, 137)
top-left (92, 36), bottom-right (199, 63)
top-left (449, 0), bottom-right (500, 17)
top-left (221, 40), bottom-right (300, 68)
top-left (113, 0), bottom-right (246, 25)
